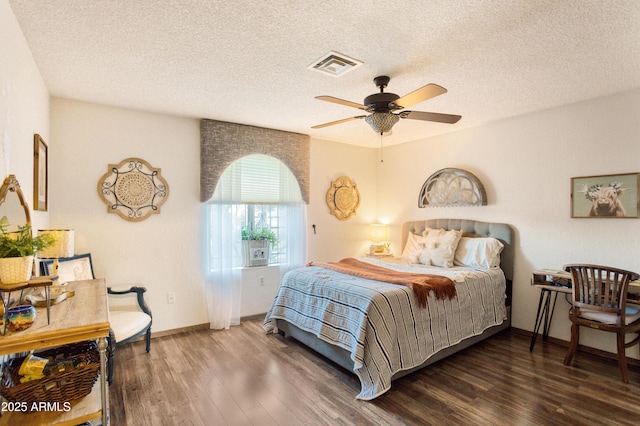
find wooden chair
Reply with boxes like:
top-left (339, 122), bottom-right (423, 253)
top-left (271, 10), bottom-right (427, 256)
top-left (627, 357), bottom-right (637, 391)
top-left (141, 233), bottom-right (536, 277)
top-left (41, 253), bottom-right (152, 384)
top-left (563, 264), bottom-right (640, 383)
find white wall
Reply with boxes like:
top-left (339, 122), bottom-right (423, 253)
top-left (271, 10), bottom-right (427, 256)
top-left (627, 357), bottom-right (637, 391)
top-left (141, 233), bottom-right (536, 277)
top-left (379, 88), bottom-right (640, 357)
top-left (308, 138), bottom-right (378, 262)
top-left (49, 99), bottom-right (208, 332)
top-left (240, 265), bottom-right (280, 316)
top-left (0, 0), bottom-right (50, 232)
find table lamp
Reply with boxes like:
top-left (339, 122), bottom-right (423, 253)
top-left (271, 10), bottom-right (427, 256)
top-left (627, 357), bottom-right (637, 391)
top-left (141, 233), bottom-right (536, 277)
top-left (37, 229), bottom-right (75, 276)
top-left (369, 223), bottom-right (390, 255)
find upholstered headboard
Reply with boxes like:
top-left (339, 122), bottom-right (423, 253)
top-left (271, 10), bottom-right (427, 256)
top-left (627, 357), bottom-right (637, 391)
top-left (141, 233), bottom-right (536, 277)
top-left (401, 218), bottom-right (515, 285)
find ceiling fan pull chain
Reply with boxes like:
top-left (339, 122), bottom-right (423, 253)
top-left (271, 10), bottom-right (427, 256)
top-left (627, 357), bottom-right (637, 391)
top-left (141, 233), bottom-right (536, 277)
top-left (380, 132), bottom-right (384, 163)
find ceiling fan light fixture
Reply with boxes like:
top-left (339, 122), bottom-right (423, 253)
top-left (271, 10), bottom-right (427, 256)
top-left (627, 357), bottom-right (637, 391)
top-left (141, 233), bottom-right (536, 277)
top-left (365, 113), bottom-right (399, 133)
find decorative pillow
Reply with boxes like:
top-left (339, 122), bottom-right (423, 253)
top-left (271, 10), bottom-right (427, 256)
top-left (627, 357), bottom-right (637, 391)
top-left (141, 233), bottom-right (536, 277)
top-left (401, 232), bottom-right (425, 263)
top-left (454, 237), bottom-right (504, 269)
top-left (419, 229), bottom-right (463, 268)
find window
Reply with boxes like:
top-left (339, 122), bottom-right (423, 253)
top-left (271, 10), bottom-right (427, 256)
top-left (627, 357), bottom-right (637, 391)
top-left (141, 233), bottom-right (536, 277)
top-left (203, 154), bottom-right (307, 329)
top-left (205, 154), bottom-right (304, 269)
top-left (240, 204), bottom-right (283, 264)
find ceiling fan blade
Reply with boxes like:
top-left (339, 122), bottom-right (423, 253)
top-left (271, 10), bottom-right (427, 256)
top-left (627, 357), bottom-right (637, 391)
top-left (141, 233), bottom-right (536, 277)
top-left (402, 110), bottom-right (462, 124)
top-left (311, 116), bottom-right (366, 129)
top-left (315, 96), bottom-right (367, 110)
top-left (392, 83), bottom-right (448, 109)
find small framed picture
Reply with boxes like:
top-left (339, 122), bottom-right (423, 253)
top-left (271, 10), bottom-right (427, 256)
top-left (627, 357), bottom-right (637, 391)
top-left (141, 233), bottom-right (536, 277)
top-left (33, 134), bottom-right (48, 211)
top-left (251, 248), bottom-right (267, 260)
top-left (571, 173), bottom-right (640, 218)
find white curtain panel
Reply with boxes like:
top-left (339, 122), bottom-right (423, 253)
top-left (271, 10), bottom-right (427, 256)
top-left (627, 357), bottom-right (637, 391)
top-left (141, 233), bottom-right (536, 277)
top-left (277, 204), bottom-right (308, 278)
top-left (204, 203), bottom-right (243, 329)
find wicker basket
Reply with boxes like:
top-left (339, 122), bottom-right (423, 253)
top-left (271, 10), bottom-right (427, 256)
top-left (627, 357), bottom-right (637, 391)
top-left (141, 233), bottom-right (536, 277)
top-left (0, 341), bottom-right (100, 406)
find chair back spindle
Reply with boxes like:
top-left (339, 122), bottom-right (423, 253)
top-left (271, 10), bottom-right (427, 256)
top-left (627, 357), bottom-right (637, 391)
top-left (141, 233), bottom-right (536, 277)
top-left (571, 265), bottom-right (632, 316)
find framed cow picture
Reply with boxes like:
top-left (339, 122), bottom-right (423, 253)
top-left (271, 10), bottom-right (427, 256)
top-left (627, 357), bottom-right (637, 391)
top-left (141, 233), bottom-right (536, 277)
top-left (571, 173), bottom-right (640, 218)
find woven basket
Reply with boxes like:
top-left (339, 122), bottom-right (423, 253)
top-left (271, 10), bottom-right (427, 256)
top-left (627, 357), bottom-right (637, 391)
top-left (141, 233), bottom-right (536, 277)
top-left (0, 341), bottom-right (100, 406)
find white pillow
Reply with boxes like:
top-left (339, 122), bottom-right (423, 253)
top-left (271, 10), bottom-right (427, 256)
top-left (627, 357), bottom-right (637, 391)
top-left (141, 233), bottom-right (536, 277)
top-left (454, 237), bottom-right (504, 269)
top-left (419, 229), bottom-right (463, 268)
top-left (401, 233), bottom-right (425, 263)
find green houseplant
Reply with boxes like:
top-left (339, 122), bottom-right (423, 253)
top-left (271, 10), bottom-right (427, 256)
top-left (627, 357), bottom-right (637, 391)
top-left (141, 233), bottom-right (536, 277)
top-left (241, 227), bottom-right (277, 267)
top-left (241, 227), bottom-right (277, 245)
top-left (0, 216), bottom-right (54, 284)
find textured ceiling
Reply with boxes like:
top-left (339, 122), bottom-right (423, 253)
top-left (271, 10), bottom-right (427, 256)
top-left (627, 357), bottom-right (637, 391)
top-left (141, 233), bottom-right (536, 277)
top-left (8, 0), bottom-right (640, 147)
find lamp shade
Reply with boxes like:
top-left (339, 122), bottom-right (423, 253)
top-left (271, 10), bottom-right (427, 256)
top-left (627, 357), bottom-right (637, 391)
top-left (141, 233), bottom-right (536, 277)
top-left (369, 224), bottom-right (389, 242)
top-left (364, 113), bottom-right (399, 133)
top-left (37, 229), bottom-right (75, 259)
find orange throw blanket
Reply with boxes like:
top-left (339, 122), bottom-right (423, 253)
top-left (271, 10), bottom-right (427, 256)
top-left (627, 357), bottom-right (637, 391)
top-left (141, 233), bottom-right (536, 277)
top-left (307, 258), bottom-right (456, 308)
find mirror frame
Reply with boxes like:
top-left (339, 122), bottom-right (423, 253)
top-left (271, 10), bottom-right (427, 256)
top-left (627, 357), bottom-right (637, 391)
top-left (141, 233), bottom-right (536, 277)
top-left (0, 175), bottom-right (32, 227)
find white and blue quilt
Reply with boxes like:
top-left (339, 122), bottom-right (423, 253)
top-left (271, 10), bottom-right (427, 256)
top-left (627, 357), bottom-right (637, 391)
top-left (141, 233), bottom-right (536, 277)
top-left (263, 259), bottom-right (507, 400)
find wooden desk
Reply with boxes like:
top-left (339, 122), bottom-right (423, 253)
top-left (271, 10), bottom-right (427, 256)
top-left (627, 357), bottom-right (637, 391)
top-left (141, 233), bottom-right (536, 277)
top-left (0, 279), bottom-right (110, 425)
top-left (529, 269), bottom-right (640, 351)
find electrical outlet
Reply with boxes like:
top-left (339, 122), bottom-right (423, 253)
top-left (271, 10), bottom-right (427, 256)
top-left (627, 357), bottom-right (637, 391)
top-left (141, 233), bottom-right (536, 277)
top-left (167, 292), bottom-right (176, 304)
top-left (259, 276), bottom-right (265, 286)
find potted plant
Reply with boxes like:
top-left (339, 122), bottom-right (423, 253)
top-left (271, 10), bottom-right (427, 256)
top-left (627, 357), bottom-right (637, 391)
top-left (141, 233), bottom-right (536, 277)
top-left (241, 227), bottom-right (277, 267)
top-left (0, 217), bottom-right (54, 284)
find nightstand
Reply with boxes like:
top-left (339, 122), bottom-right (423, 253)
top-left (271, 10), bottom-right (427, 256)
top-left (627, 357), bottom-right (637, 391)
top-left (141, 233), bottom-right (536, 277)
top-left (365, 253), bottom-right (394, 259)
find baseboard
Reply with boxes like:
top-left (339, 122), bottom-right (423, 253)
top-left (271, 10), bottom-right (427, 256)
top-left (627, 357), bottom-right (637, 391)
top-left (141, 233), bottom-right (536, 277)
top-left (511, 327), bottom-right (640, 367)
top-left (241, 313), bottom-right (266, 322)
top-left (150, 323), bottom-right (210, 339)
top-left (148, 316), bottom-right (265, 340)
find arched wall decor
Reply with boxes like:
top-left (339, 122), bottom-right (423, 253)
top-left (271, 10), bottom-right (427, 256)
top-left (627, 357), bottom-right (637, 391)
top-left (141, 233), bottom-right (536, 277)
top-left (326, 176), bottom-right (360, 220)
top-left (97, 158), bottom-right (169, 222)
top-left (418, 168), bottom-right (487, 207)
top-left (200, 119), bottom-right (310, 203)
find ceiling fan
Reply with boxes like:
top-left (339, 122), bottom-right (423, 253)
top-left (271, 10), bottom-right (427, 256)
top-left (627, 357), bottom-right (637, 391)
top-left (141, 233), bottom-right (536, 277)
top-left (312, 76), bottom-right (461, 134)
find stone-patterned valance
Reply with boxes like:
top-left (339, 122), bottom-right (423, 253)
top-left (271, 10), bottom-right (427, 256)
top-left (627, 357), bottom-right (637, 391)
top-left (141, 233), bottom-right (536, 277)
top-left (200, 119), bottom-right (310, 203)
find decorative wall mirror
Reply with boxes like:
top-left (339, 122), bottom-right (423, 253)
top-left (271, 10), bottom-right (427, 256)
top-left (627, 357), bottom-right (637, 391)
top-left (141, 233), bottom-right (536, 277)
top-left (0, 175), bottom-right (31, 230)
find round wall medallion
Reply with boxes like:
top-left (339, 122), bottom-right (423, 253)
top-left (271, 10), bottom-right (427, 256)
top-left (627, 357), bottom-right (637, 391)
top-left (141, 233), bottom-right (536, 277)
top-left (97, 158), bottom-right (169, 222)
top-left (326, 176), bottom-right (360, 221)
top-left (115, 172), bottom-right (155, 207)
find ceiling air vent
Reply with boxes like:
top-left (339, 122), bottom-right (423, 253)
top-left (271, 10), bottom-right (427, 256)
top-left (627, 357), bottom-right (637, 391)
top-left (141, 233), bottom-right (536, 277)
top-left (308, 51), bottom-right (363, 77)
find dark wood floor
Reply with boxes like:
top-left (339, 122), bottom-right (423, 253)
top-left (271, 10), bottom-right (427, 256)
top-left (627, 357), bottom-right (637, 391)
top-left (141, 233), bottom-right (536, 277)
top-left (109, 320), bottom-right (640, 425)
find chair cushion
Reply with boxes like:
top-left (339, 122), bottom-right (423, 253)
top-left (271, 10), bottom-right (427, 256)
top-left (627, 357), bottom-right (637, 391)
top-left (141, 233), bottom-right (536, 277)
top-left (110, 311), bottom-right (151, 342)
top-left (579, 304), bottom-right (640, 325)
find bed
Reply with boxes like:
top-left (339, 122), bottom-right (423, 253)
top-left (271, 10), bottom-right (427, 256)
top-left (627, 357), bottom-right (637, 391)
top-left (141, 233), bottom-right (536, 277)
top-left (263, 218), bottom-right (514, 400)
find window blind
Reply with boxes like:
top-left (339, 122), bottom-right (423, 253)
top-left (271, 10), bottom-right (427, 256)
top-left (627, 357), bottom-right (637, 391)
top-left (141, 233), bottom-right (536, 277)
top-left (209, 154), bottom-right (303, 204)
